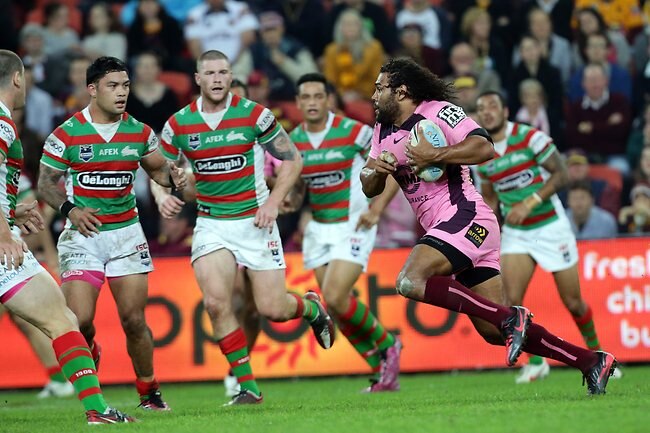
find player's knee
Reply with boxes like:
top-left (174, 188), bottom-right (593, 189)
top-left (563, 297), bottom-right (585, 317)
top-left (396, 271), bottom-right (417, 298)
top-left (203, 295), bottom-right (230, 320)
top-left (119, 312), bottom-right (147, 337)
top-left (257, 302), bottom-right (285, 321)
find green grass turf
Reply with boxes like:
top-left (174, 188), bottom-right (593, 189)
top-left (0, 366), bottom-right (648, 433)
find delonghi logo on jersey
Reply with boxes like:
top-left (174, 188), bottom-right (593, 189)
top-left (394, 165), bottom-right (420, 194)
top-left (77, 171), bottom-right (134, 190)
top-left (494, 169), bottom-right (535, 192)
top-left (79, 145), bottom-right (94, 162)
top-left (121, 146), bottom-right (139, 157)
top-left (303, 170), bottom-right (345, 189)
top-left (195, 155), bottom-right (247, 174)
top-left (227, 130), bottom-right (247, 142)
top-left (188, 133), bottom-right (201, 150)
top-left (436, 104), bottom-right (466, 128)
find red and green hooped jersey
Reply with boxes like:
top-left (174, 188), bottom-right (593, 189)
top-left (160, 95), bottom-right (283, 220)
top-left (477, 121), bottom-right (561, 230)
top-left (40, 108), bottom-right (159, 231)
top-left (0, 105), bottom-right (23, 228)
top-left (290, 113), bottom-right (372, 223)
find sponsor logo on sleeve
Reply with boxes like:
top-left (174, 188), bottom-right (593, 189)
top-left (257, 109), bottom-right (275, 133)
top-left (436, 105), bottom-right (466, 128)
top-left (464, 222), bottom-right (489, 248)
top-left (44, 137), bottom-right (65, 157)
top-left (0, 121), bottom-right (15, 143)
top-left (161, 124), bottom-right (174, 143)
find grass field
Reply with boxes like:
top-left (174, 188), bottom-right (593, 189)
top-left (0, 366), bottom-right (648, 433)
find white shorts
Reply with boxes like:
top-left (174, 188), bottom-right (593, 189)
top-left (0, 248), bottom-right (45, 303)
top-left (501, 218), bottom-right (578, 272)
top-left (58, 223), bottom-right (154, 280)
top-left (191, 217), bottom-right (286, 270)
top-left (302, 216), bottom-right (377, 271)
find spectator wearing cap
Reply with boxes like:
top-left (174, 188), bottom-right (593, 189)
top-left (444, 42), bottom-right (501, 95)
top-left (395, 0), bottom-right (452, 53)
top-left (566, 63), bottom-right (632, 175)
top-left (618, 183), bottom-right (650, 234)
top-left (184, 0), bottom-right (258, 63)
top-left (42, 2), bottom-right (80, 58)
top-left (558, 148), bottom-right (621, 216)
top-left (453, 75), bottom-right (479, 119)
top-left (232, 11), bottom-right (317, 102)
top-left (566, 180), bottom-right (618, 239)
top-left (323, 8), bottom-right (385, 102)
top-left (509, 35), bottom-right (563, 143)
top-left (394, 24), bottom-right (447, 77)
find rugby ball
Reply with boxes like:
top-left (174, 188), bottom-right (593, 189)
top-left (408, 119), bottom-right (447, 182)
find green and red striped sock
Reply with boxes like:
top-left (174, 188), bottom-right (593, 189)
top-left (290, 293), bottom-right (319, 322)
top-left (136, 378), bottom-right (160, 400)
top-left (46, 366), bottom-right (67, 384)
top-left (339, 322), bottom-right (381, 377)
top-left (573, 305), bottom-right (601, 350)
top-left (52, 331), bottom-right (108, 413)
top-left (339, 295), bottom-right (395, 351)
top-left (219, 328), bottom-right (259, 396)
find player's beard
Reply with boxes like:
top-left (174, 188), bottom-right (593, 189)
top-left (485, 115), bottom-right (507, 135)
top-left (376, 96), bottom-right (400, 125)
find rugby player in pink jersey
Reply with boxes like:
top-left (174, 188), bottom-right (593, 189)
top-left (361, 58), bottom-right (616, 395)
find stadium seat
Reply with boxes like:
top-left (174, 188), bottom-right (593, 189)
top-left (589, 164), bottom-right (623, 192)
top-left (158, 71), bottom-right (193, 106)
top-left (344, 99), bottom-right (375, 126)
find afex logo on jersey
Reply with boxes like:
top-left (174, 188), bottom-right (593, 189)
top-left (303, 170), bottom-right (345, 188)
top-left (493, 169), bottom-right (534, 192)
top-left (77, 171), bottom-right (134, 190)
top-left (194, 155), bottom-right (247, 174)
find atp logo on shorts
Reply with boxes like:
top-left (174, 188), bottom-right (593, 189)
top-left (464, 222), bottom-right (489, 248)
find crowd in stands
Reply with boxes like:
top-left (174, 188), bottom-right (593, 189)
top-left (4, 0), bottom-right (650, 256)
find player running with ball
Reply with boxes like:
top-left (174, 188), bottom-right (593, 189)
top-left (361, 58), bottom-right (617, 395)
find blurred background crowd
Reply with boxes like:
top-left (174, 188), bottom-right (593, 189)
top-left (3, 0), bottom-right (650, 261)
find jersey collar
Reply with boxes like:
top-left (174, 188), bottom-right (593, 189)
top-left (0, 100), bottom-right (12, 118)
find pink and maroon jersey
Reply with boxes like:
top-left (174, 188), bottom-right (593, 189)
top-left (369, 101), bottom-right (490, 233)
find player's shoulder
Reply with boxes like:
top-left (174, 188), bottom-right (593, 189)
top-left (122, 112), bottom-right (151, 131)
top-left (336, 115), bottom-right (366, 131)
top-left (419, 100), bottom-right (468, 128)
top-left (0, 115), bottom-right (17, 136)
top-left (187, 2), bottom-right (209, 20)
top-left (513, 122), bottom-right (551, 142)
top-left (231, 94), bottom-right (262, 115)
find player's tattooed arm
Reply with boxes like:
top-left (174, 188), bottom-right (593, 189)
top-left (260, 129), bottom-right (299, 161)
top-left (37, 164), bottom-right (69, 211)
top-left (255, 129), bottom-right (303, 232)
top-left (538, 149), bottom-right (569, 200)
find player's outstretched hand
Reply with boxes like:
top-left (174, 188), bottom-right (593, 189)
top-left (0, 235), bottom-right (27, 269)
top-left (158, 194), bottom-right (185, 219)
top-left (254, 200), bottom-right (278, 233)
top-left (170, 162), bottom-right (187, 191)
top-left (356, 209), bottom-right (380, 231)
top-left (375, 150), bottom-right (398, 175)
top-left (15, 200), bottom-right (46, 235)
top-left (68, 207), bottom-right (102, 237)
top-left (505, 202), bottom-right (531, 226)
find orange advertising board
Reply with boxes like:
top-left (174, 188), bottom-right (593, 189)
top-left (1, 237), bottom-right (649, 388)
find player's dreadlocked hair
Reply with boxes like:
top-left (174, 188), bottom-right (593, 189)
top-left (380, 57), bottom-right (455, 105)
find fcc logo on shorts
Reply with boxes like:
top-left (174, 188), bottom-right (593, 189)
top-left (464, 223), bottom-right (488, 248)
